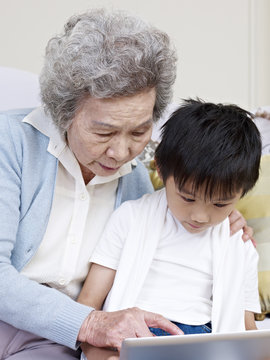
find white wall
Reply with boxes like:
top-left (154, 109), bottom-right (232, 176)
top-left (1, 0), bottom-right (269, 110)
top-left (250, 0), bottom-right (270, 108)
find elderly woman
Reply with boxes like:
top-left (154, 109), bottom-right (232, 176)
top-left (0, 8), bottom-right (251, 360)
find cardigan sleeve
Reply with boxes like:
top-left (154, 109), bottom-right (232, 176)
top-left (0, 112), bottom-right (92, 349)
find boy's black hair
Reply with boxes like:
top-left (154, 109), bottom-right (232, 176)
top-left (155, 98), bottom-right (262, 199)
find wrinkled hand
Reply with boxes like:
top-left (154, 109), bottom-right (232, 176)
top-left (78, 307), bottom-right (183, 351)
top-left (229, 209), bottom-right (256, 246)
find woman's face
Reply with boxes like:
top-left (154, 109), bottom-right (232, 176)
top-left (67, 88), bottom-right (156, 182)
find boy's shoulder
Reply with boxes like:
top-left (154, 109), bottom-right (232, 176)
top-left (107, 189), bottom-right (167, 236)
top-left (211, 216), bottom-right (230, 233)
top-left (114, 189), bottom-right (167, 222)
top-left (211, 217), bottom-right (257, 257)
top-left (120, 188), bottom-right (166, 210)
top-left (210, 217), bottom-right (240, 243)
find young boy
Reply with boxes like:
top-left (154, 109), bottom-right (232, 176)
top-left (78, 99), bottom-right (262, 339)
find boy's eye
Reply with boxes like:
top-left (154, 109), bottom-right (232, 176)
top-left (181, 196), bottom-right (195, 203)
top-left (214, 203), bottom-right (228, 208)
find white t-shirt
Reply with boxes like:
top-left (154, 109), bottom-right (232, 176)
top-left (91, 193), bottom-right (259, 325)
top-left (135, 209), bottom-right (213, 325)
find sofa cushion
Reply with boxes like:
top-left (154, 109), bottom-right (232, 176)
top-left (237, 154), bottom-right (270, 319)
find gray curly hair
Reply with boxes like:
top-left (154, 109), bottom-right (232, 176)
top-left (40, 8), bottom-right (177, 133)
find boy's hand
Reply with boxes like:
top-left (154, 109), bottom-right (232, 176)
top-left (229, 209), bottom-right (256, 246)
top-left (78, 307), bottom-right (183, 351)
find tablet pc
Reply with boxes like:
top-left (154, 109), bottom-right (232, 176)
top-left (119, 329), bottom-right (270, 360)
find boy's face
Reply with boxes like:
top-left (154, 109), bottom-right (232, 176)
top-left (165, 176), bottom-right (242, 234)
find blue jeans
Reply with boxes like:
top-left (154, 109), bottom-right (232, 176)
top-left (149, 321), bottom-right (212, 336)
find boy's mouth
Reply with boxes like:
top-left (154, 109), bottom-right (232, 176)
top-left (187, 222), bottom-right (205, 230)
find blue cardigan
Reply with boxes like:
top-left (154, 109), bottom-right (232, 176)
top-left (0, 108), bottom-right (153, 349)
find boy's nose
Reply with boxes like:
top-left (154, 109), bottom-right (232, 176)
top-left (190, 211), bottom-right (210, 223)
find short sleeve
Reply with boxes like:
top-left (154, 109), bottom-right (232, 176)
top-left (90, 201), bottom-right (134, 270)
top-left (243, 240), bottom-right (261, 313)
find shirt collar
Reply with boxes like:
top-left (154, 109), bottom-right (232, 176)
top-left (90, 159), bottom-right (137, 185)
top-left (23, 107), bottom-right (66, 157)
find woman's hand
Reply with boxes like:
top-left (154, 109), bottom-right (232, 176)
top-left (78, 307), bottom-right (182, 351)
top-left (229, 209), bottom-right (256, 246)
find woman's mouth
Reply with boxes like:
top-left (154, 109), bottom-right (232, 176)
top-left (98, 163), bottom-right (120, 171)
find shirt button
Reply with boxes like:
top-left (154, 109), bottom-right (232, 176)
top-left (80, 192), bottom-right (87, 201)
top-left (59, 278), bottom-right (66, 286)
top-left (69, 235), bottom-right (77, 244)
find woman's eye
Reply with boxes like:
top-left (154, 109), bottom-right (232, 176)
top-left (132, 132), bottom-right (145, 137)
top-left (96, 133), bottom-right (113, 137)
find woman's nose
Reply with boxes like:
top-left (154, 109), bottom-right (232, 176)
top-left (106, 137), bottom-right (130, 162)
